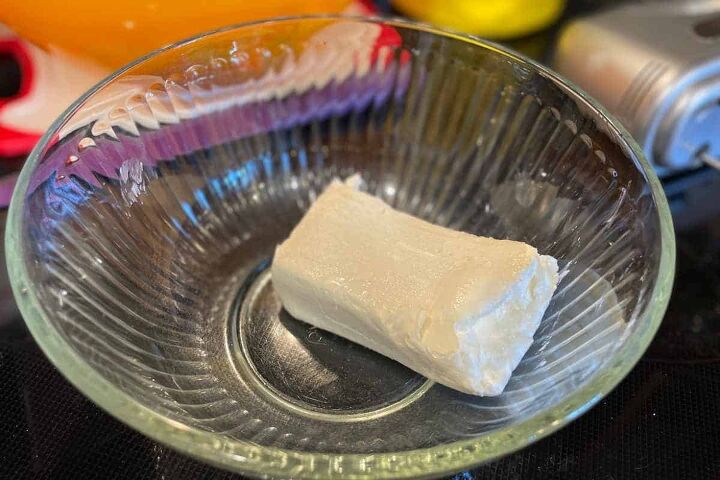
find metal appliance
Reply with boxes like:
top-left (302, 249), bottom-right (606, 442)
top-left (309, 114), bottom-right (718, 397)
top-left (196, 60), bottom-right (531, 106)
top-left (554, 0), bottom-right (720, 175)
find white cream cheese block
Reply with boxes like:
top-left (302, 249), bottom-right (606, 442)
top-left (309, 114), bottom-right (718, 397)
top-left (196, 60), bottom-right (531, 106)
top-left (271, 177), bottom-right (559, 396)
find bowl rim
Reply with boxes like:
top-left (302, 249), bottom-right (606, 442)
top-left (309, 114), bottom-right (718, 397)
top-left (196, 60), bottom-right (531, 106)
top-left (6, 15), bottom-right (676, 480)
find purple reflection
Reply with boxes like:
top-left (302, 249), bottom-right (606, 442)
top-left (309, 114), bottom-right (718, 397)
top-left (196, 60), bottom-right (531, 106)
top-left (27, 62), bottom-right (411, 200)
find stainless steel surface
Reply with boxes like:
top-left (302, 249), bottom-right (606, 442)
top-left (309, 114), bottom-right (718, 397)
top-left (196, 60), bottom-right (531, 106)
top-left (554, 0), bottom-right (720, 174)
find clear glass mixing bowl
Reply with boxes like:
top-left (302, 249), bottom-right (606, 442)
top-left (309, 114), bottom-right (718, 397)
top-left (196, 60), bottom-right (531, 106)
top-left (7, 16), bottom-right (675, 479)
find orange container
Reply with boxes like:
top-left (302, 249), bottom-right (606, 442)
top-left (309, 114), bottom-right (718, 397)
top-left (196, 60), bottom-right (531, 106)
top-left (0, 0), bottom-right (353, 68)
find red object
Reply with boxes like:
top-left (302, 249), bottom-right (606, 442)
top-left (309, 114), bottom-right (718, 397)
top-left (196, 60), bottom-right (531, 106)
top-left (0, 124), bottom-right (40, 157)
top-left (0, 38), bottom-right (41, 157)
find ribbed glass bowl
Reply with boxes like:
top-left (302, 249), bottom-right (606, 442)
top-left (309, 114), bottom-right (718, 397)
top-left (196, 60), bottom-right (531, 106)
top-left (7, 17), bottom-right (674, 479)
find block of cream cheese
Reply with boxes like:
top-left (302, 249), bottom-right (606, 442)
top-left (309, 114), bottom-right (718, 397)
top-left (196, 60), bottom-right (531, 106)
top-left (272, 176), bottom-right (559, 396)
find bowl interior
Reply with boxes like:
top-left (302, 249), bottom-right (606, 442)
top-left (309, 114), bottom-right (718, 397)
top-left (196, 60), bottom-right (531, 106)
top-left (9, 17), bottom-right (673, 478)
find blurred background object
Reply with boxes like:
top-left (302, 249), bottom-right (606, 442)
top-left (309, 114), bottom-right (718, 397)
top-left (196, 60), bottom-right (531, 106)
top-left (0, 0), bottom-right (357, 68)
top-left (0, 1), bottom-right (371, 159)
top-left (552, 0), bottom-right (720, 252)
top-left (554, 0), bottom-right (720, 175)
top-left (391, 0), bottom-right (566, 39)
top-left (0, 24), bottom-right (108, 158)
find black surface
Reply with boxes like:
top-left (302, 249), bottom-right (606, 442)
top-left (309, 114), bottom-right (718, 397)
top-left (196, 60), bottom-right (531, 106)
top-left (0, 53), bottom-right (22, 99)
top-left (3, 1), bottom-right (720, 479)
top-left (3, 205), bottom-right (720, 480)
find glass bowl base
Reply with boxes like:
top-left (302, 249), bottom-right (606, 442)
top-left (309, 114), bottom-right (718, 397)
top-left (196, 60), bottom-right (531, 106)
top-left (229, 261), bottom-right (433, 422)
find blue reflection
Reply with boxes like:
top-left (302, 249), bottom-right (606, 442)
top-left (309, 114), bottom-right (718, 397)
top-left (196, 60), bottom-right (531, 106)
top-left (224, 158), bottom-right (258, 191)
top-left (209, 178), bottom-right (223, 199)
top-left (180, 202), bottom-right (198, 226)
top-left (29, 174), bottom-right (93, 258)
top-left (194, 190), bottom-right (210, 211)
top-left (261, 152), bottom-right (273, 176)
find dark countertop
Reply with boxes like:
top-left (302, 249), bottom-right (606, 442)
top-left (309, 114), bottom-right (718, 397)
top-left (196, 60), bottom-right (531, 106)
top-left (2, 202), bottom-right (719, 479)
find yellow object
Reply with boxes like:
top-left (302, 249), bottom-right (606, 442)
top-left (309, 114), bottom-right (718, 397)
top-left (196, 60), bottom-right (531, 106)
top-left (392, 0), bottom-right (565, 39)
top-left (0, 0), bottom-right (352, 68)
